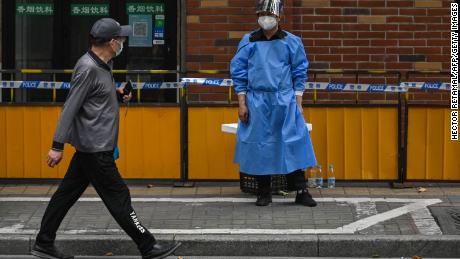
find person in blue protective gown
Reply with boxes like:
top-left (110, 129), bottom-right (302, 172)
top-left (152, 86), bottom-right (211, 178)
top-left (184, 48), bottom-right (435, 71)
top-left (230, 0), bottom-right (318, 207)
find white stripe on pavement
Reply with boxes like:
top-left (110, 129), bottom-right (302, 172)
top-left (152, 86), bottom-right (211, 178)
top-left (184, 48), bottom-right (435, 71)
top-left (354, 201), bottom-right (385, 234)
top-left (337, 199), bottom-right (442, 233)
top-left (0, 197), bottom-right (443, 203)
top-left (410, 207), bottom-right (443, 235)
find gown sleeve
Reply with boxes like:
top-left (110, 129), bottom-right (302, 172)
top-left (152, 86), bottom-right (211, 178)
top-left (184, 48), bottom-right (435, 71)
top-left (230, 34), bottom-right (252, 94)
top-left (290, 36), bottom-right (309, 94)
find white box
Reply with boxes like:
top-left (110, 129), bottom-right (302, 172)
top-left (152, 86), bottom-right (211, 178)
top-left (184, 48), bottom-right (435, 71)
top-left (221, 123), bottom-right (312, 134)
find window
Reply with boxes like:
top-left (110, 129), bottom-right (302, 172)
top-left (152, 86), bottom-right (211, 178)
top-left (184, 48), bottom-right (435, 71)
top-left (1, 0), bottom-right (178, 103)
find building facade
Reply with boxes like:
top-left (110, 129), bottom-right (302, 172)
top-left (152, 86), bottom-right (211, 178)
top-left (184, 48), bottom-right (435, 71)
top-left (0, 0), bottom-right (457, 182)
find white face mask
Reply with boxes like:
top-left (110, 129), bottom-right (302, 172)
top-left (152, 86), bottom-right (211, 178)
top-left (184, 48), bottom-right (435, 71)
top-left (258, 16), bottom-right (278, 31)
top-left (113, 39), bottom-right (123, 57)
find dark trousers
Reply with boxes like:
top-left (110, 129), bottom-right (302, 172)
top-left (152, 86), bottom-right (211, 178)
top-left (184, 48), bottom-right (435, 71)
top-left (36, 151), bottom-right (155, 255)
top-left (256, 170), bottom-right (306, 195)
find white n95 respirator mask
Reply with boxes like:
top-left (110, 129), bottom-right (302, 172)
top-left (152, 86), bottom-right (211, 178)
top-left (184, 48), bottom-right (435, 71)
top-left (258, 16), bottom-right (278, 30)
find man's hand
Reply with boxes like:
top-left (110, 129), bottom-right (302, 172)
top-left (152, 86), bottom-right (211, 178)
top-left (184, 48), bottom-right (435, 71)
top-left (238, 93), bottom-right (249, 123)
top-left (296, 95), bottom-right (304, 115)
top-left (47, 149), bottom-right (63, 168)
top-left (239, 104), bottom-right (249, 123)
top-left (122, 92), bottom-right (132, 103)
top-left (117, 86), bottom-right (133, 103)
top-left (297, 103), bottom-right (304, 115)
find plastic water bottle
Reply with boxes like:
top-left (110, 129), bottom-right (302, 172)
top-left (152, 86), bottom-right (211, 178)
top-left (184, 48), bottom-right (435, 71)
top-left (316, 165), bottom-right (323, 188)
top-left (307, 166), bottom-right (316, 188)
top-left (327, 164), bottom-right (336, 189)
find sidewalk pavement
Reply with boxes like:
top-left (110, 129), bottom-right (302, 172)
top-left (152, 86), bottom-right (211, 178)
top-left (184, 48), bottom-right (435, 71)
top-left (0, 183), bottom-right (460, 258)
top-left (0, 257), bottom-right (455, 259)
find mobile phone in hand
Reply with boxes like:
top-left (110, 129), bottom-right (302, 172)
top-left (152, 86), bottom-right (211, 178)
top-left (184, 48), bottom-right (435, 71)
top-left (123, 80), bottom-right (133, 96)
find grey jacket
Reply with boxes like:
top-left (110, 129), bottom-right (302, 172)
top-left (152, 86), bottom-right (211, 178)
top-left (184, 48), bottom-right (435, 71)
top-left (52, 51), bottom-right (120, 153)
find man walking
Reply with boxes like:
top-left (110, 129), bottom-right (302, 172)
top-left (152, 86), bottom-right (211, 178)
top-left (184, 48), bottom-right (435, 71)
top-left (31, 18), bottom-right (181, 259)
top-left (231, 0), bottom-right (318, 206)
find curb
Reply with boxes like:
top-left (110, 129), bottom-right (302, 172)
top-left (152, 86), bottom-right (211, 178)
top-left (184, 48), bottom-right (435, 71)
top-left (1, 234), bottom-right (460, 257)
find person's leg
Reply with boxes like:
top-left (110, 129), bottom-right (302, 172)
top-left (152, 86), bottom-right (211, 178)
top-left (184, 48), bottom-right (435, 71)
top-left (285, 169), bottom-right (306, 191)
top-left (36, 152), bottom-right (89, 245)
top-left (255, 175), bottom-right (272, 206)
top-left (256, 174), bottom-right (271, 195)
top-left (78, 151), bottom-right (156, 255)
top-left (80, 151), bottom-right (180, 258)
top-left (32, 152), bottom-right (89, 259)
top-left (286, 169), bottom-right (317, 207)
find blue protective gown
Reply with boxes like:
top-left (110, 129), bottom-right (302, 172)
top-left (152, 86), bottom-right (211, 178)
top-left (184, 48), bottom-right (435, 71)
top-left (230, 29), bottom-right (317, 175)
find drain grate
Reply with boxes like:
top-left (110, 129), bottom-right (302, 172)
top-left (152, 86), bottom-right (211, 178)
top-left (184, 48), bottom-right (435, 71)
top-left (448, 208), bottom-right (460, 229)
top-left (430, 207), bottom-right (460, 234)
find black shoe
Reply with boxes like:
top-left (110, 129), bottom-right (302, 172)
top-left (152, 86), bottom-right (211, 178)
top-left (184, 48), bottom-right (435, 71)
top-left (142, 241), bottom-right (182, 259)
top-left (295, 190), bottom-right (317, 207)
top-left (256, 193), bottom-right (272, 206)
top-left (31, 243), bottom-right (74, 259)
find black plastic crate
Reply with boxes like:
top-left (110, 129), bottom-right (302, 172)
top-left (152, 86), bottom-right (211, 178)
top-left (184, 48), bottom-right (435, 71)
top-left (239, 172), bottom-right (288, 194)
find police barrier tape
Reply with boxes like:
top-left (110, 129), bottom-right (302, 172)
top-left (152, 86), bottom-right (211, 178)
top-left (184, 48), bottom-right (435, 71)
top-left (0, 80), bottom-right (451, 92)
top-left (181, 78), bottom-right (451, 92)
top-left (0, 81), bottom-right (185, 89)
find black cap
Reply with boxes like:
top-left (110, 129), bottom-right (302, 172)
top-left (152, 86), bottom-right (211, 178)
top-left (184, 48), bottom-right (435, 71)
top-left (90, 18), bottom-right (132, 42)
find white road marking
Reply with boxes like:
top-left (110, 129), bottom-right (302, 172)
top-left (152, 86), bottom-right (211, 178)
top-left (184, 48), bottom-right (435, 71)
top-left (338, 199), bottom-right (441, 233)
top-left (354, 201), bottom-right (385, 234)
top-left (354, 201), bottom-right (379, 217)
top-left (0, 224), bottom-right (25, 234)
top-left (0, 197), bottom-right (442, 203)
top-left (410, 207), bottom-right (443, 235)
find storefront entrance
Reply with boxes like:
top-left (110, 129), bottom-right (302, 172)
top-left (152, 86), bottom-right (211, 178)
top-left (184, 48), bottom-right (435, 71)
top-left (2, 0), bottom-right (178, 103)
